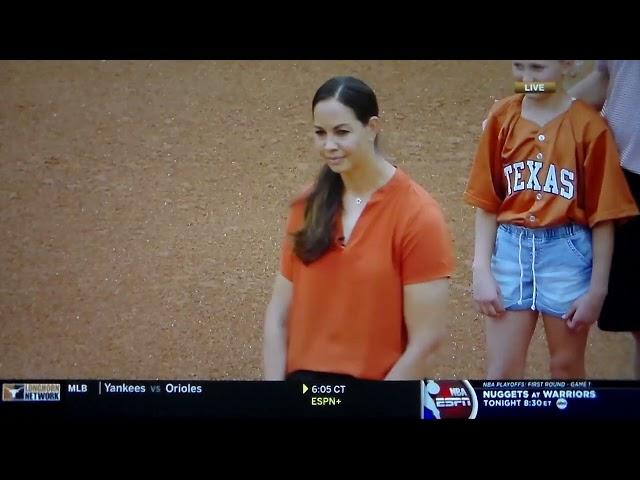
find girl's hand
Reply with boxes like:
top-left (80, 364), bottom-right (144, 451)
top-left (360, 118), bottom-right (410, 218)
top-left (473, 267), bottom-right (505, 318)
top-left (563, 291), bottom-right (606, 332)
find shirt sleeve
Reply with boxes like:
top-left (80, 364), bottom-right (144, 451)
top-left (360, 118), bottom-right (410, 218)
top-left (463, 113), bottom-right (505, 213)
top-left (400, 202), bottom-right (455, 285)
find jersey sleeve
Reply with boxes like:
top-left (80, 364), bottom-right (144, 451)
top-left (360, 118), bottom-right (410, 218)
top-left (463, 112), bottom-right (506, 212)
top-left (583, 126), bottom-right (639, 226)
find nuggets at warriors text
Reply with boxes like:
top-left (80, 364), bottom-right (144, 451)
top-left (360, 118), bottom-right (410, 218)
top-left (2, 383), bottom-right (61, 402)
top-left (481, 381), bottom-right (597, 409)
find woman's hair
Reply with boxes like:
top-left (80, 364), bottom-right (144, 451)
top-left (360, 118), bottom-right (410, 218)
top-left (293, 76), bottom-right (379, 264)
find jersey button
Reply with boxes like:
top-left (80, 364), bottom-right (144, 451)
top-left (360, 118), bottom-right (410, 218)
top-left (536, 193), bottom-right (543, 200)
top-left (538, 134), bottom-right (546, 142)
top-left (536, 152), bottom-right (543, 160)
top-left (529, 215), bottom-right (536, 222)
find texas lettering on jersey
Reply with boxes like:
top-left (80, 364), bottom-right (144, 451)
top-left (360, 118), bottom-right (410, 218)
top-left (503, 160), bottom-right (575, 200)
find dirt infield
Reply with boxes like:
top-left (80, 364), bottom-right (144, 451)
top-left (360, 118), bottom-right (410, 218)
top-left (0, 60), bottom-right (634, 380)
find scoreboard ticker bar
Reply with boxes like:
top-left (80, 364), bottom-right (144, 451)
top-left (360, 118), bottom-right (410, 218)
top-left (2, 379), bottom-right (639, 419)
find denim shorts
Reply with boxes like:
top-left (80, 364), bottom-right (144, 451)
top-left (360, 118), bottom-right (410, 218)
top-left (491, 223), bottom-right (593, 318)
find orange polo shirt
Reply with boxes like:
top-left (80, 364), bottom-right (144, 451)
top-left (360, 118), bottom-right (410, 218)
top-left (464, 95), bottom-right (638, 227)
top-left (280, 168), bottom-right (454, 380)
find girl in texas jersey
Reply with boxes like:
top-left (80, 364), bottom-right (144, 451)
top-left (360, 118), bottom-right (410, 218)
top-left (464, 60), bottom-right (638, 379)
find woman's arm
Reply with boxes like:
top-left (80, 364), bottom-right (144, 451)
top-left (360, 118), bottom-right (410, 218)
top-left (567, 68), bottom-right (609, 110)
top-left (384, 278), bottom-right (449, 380)
top-left (262, 273), bottom-right (293, 380)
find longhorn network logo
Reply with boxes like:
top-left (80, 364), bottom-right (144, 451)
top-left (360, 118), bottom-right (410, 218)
top-left (2, 383), bottom-right (60, 402)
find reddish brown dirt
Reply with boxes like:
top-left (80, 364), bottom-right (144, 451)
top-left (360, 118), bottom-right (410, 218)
top-left (0, 60), bottom-right (634, 380)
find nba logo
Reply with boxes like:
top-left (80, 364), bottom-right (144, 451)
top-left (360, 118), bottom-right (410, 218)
top-left (421, 380), bottom-right (479, 419)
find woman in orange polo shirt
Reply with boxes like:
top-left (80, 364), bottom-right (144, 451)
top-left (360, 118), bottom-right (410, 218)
top-left (262, 76), bottom-right (454, 382)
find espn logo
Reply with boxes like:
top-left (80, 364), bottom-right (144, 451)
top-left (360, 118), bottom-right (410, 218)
top-left (422, 380), bottom-right (479, 419)
top-left (435, 397), bottom-right (472, 407)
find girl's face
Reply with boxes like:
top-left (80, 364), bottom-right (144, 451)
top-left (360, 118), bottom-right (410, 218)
top-left (512, 60), bottom-right (574, 99)
top-left (312, 98), bottom-right (377, 174)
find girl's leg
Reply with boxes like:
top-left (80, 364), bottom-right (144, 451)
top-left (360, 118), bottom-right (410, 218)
top-left (486, 310), bottom-right (538, 379)
top-left (542, 314), bottom-right (590, 379)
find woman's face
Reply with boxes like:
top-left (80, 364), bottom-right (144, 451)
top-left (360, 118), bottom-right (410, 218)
top-left (312, 98), bottom-right (374, 174)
